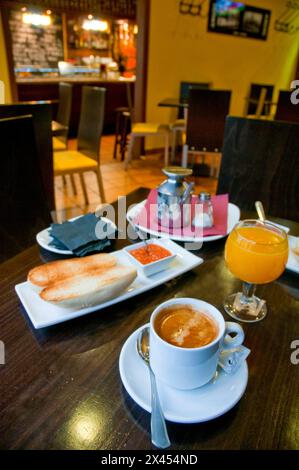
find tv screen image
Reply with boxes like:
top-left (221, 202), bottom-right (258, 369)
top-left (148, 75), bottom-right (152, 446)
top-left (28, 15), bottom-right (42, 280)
top-left (242, 10), bottom-right (264, 34)
top-left (208, 0), bottom-right (271, 40)
top-left (215, 1), bottom-right (245, 30)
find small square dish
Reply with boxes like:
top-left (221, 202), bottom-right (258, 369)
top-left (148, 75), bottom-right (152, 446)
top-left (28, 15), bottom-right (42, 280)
top-left (124, 239), bottom-right (176, 276)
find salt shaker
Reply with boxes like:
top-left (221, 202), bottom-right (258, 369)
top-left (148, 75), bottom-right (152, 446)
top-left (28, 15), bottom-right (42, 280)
top-left (198, 192), bottom-right (214, 228)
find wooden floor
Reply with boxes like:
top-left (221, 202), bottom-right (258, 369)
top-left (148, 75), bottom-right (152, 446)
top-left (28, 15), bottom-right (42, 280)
top-left (54, 135), bottom-right (219, 220)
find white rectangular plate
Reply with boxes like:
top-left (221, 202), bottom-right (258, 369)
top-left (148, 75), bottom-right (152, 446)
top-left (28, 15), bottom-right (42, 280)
top-left (15, 239), bottom-right (203, 329)
top-left (286, 235), bottom-right (299, 275)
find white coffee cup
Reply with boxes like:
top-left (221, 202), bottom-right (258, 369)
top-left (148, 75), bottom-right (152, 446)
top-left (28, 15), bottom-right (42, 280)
top-left (150, 298), bottom-right (245, 390)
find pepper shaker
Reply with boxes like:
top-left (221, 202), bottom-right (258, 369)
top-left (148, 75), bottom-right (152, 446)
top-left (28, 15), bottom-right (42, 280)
top-left (193, 192), bottom-right (214, 228)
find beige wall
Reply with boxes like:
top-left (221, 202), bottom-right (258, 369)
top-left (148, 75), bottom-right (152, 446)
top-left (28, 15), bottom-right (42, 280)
top-left (0, 10), bottom-right (12, 103)
top-left (145, 0), bottom-right (299, 148)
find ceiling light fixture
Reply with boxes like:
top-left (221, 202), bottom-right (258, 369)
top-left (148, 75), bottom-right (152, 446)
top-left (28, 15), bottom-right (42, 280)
top-left (22, 13), bottom-right (51, 26)
top-left (82, 19), bottom-right (108, 32)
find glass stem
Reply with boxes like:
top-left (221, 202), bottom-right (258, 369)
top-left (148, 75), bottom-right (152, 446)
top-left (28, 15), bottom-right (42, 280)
top-left (241, 282), bottom-right (256, 304)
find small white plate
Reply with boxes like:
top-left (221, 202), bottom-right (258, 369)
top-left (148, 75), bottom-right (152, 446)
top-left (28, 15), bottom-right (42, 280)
top-left (119, 324), bottom-right (248, 424)
top-left (36, 216), bottom-right (117, 255)
top-left (15, 239), bottom-right (203, 329)
top-left (127, 200), bottom-right (240, 243)
top-left (286, 235), bottom-right (299, 275)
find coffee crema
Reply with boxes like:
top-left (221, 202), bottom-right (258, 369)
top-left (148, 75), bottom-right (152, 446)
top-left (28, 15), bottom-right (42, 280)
top-left (154, 304), bottom-right (218, 348)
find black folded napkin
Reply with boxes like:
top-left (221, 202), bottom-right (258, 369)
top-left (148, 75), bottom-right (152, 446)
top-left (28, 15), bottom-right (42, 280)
top-left (49, 213), bottom-right (116, 256)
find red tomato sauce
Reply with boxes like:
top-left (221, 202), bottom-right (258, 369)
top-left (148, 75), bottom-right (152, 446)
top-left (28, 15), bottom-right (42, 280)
top-left (130, 244), bottom-right (172, 265)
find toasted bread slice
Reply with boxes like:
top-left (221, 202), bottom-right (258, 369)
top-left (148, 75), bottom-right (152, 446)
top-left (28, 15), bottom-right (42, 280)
top-left (40, 265), bottom-right (137, 308)
top-left (28, 253), bottom-right (116, 288)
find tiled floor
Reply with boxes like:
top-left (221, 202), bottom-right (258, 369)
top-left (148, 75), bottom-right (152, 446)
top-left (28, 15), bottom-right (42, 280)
top-left (54, 135), bottom-right (219, 219)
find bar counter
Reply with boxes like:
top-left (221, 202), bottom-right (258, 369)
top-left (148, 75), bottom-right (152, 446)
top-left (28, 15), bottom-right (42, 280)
top-left (16, 76), bottom-right (135, 136)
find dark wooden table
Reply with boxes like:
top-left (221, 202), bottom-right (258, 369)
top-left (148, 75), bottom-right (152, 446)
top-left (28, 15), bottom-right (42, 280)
top-left (0, 188), bottom-right (299, 450)
top-left (158, 98), bottom-right (188, 109)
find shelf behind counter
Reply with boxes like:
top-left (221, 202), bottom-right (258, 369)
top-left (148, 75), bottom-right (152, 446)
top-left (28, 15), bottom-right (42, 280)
top-left (16, 77), bottom-right (135, 136)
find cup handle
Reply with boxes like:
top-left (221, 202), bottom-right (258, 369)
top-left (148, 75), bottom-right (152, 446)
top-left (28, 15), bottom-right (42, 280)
top-left (222, 322), bottom-right (245, 350)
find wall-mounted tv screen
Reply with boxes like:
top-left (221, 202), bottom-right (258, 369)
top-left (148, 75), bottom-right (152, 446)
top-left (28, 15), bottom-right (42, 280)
top-left (208, 1), bottom-right (271, 40)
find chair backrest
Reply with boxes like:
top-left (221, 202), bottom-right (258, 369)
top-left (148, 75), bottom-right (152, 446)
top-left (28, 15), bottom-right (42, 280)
top-left (275, 90), bottom-right (299, 123)
top-left (247, 83), bottom-right (274, 116)
top-left (0, 115), bottom-right (52, 262)
top-left (77, 86), bottom-right (106, 161)
top-left (0, 102), bottom-right (54, 211)
top-left (217, 116), bottom-right (299, 221)
top-left (56, 82), bottom-right (72, 129)
top-left (186, 88), bottom-right (231, 152)
top-left (178, 81), bottom-right (212, 118)
top-left (180, 81), bottom-right (212, 102)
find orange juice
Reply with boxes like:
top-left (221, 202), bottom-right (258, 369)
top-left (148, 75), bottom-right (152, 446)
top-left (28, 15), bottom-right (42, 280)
top-left (225, 225), bottom-right (289, 284)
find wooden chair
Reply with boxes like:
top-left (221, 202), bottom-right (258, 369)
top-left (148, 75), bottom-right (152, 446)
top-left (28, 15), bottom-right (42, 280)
top-left (245, 83), bottom-right (274, 117)
top-left (182, 88), bottom-right (231, 176)
top-left (275, 90), bottom-right (299, 123)
top-left (52, 82), bottom-right (73, 151)
top-left (217, 116), bottom-right (299, 221)
top-left (124, 83), bottom-right (170, 170)
top-left (171, 81), bottom-right (212, 162)
top-left (0, 115), bottom-right (52, 262)
top-left (54, 86), bottom-right (106, 205)
top-left (0, 102), bottom-right (55, 212)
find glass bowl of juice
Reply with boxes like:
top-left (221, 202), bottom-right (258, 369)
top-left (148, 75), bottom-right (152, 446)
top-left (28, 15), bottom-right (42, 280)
top-left (224, 220), bottom-right (289, 322)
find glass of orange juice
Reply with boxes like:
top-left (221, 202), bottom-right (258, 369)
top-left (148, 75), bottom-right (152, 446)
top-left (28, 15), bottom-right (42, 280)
top-left (224, 220), bottom-right (289, 323)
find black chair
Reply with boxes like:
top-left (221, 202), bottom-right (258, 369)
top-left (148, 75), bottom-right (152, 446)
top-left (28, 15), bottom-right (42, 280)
top-left (0, 115), bottom-right (52, 262)
top-left (171, 81), bottom-right (213, 160)
top-left (246, 83), bottom-right (274, 116)
top-left (275, 90), bottom-right (299, 123)
top-left (52, 82), bottom-right (73, 150)
top-left (0, 102), bottom-right (54, 211)
top-left (182, 88), bottom-right (231, 176)
top-left (217, 116), bottom-right (299, 221)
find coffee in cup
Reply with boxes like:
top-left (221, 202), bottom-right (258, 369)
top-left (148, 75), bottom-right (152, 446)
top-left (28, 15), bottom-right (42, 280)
top-left (154, 304), bottom-right (218, 348)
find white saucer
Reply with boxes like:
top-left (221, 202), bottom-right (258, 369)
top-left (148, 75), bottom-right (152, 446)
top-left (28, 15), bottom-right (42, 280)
top-left (36, 216), bottom-right (117, 255)
top-left (126, 200), bottom-right (240, 243)
top-left (119, 324), bottom-right (248, 424)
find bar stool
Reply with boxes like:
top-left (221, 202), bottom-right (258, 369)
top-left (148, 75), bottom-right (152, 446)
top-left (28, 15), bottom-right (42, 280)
top-left (113, 106), bottom-right (129, 159)
top-left (120, 110), bottom-right (131, 161)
